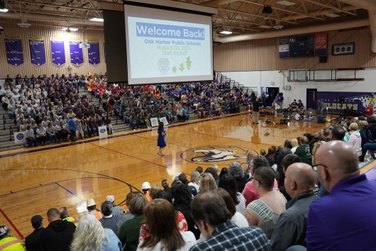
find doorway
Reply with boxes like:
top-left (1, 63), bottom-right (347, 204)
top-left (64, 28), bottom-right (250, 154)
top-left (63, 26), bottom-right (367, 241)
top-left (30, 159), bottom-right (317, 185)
top-left (306, 88), bottom-right (317, 111)
top-left (261, 87), bottom-right (279, 107)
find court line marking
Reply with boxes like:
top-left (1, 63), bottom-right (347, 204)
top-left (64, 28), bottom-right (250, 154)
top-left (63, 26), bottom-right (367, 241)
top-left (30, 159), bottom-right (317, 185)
top-left (0, 207), bottom-right (23, 239)
top-left (92, 143), bottom-right (167, 168)
top-left (0, 112), bottom-right (249, 159)
top-left (55, 182), bottom-right (78, 196)
top-left (0, 169), bottom-right (140, 198)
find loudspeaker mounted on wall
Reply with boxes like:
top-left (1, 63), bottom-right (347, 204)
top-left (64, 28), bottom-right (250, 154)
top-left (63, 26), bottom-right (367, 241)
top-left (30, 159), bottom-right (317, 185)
top-left (319, 56), bottom-right (328, 63)
top-left (332, 43), bottom-right (355, 55)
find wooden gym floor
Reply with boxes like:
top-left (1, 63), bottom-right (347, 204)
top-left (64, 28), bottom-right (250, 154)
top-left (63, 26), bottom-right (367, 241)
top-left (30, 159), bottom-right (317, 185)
top-left (0, 112), bottom-right (365, 239)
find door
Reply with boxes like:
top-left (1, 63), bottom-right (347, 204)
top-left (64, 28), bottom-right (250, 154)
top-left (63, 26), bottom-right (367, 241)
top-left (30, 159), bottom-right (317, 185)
top-left (261, 87), bottom-right (279, 107)
top-left (306, 88), bottom-right (317, 111)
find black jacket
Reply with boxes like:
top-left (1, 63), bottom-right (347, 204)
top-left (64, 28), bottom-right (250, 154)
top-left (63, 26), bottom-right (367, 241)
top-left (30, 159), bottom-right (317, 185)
top-left (40, 220), bottom-right (76, 251)
top-left (25, 227), bottom-right (45, 251)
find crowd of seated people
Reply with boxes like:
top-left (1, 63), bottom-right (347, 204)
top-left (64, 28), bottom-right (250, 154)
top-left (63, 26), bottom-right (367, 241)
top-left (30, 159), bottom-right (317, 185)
top-left (1, 73), bottom-right (257, 147)
top-left (163, 82), bottom-right (247, 116)
top-left (110, 81), bottom-right (253, 130)
top-left (0, 73), bottom-right (120, 147)
top-left (0, 74), bottom-right (255, 146)
top-left (2, 71), bottom-right (260, 143)
top-left (3, 125), bottom-right (376, 251)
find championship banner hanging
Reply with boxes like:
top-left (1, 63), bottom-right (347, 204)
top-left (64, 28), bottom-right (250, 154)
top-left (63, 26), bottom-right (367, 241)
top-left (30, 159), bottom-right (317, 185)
top-left (4, 35), bottom-right (24, 66)
top-left (314, 33), bottom-right (328, 56)
top-left (279, 38), bottom-right (289, 58)
top-left (88, 39), bottom-right (100, 65)
top-left (69, 40), bottom-right (84, 65)
top-left (29, 36), bottom-right (46, 66)
top-left (50, 38), bottom-right (66, 66)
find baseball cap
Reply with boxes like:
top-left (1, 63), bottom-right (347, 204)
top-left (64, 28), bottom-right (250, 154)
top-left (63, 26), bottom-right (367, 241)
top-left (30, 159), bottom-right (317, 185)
top-left (106, 195), bottom-right (115, 203)
top-left (86, 198), bottom-right (96, 207)
top-left (31, 215), bottom-right (43, 225)
top-left (0, 226), bottom-right (9, 238)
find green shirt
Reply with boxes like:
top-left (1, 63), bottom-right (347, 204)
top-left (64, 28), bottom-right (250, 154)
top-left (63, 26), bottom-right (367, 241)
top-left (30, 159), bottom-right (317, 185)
top-left (295, 144), bottom-right (312, 165)
top-left (118, 214), bottom-right (144, 251)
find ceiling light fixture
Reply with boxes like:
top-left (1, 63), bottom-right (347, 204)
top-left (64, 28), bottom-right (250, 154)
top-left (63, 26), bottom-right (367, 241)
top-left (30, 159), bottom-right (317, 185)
top-left (262, 5), bottom-right (273, 14)
top-left (273, 25), bottom-right (284, 30)
top-left (277, 0), bottom-right (296, 6)
top-left (18, 20), bottom-right (31, 28)
top-left (325, 13), bottom-right (340, 18)
top-left (89, 17), bottom-right (104, 22)
top-left (61, 27), bottom-right (78, 32)
top-left (259, 25), bottom-right (272, 29)
top-left (219, 30), bottom-right (232, 35)
top-left (0, 8), bottom-right (8, 12)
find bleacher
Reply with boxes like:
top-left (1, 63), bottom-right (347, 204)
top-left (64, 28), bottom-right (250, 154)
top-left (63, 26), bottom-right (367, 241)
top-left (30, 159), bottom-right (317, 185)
top-left (0, 73), bottom-right (253, 152)
top-left (0, 87), bottom-right (123, 151)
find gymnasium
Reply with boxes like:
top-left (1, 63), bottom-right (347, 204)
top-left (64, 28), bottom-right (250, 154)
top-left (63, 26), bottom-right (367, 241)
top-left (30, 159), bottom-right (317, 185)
top-left (1, 0), bottom-right (376, 250)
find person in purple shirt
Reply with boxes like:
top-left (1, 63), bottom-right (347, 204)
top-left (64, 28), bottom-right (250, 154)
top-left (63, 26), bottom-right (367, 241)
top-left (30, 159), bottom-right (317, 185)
top-left (306, 140), bottom-right (376, 251)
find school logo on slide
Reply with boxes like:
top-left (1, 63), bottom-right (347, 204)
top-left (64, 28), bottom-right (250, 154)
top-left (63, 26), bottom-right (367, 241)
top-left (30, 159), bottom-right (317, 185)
top-left (181, 145), bottom-right (258, 164)
top-left (158, 58), bottom-right (170, 73)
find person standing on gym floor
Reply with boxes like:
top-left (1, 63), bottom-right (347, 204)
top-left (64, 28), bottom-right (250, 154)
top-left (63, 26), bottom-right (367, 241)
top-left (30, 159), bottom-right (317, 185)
top-left (157, 121), bottom-right (166, 156)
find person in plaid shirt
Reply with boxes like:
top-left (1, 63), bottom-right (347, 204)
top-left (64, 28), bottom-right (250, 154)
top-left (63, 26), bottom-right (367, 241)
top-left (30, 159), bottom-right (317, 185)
top-left (189, 190), bottom-right (271, 251)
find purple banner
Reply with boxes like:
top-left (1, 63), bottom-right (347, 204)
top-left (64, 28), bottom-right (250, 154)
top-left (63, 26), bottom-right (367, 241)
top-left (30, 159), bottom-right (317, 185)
top-left (88, 40), bottom-right (100, 65)
top-left (279, 38), bottom-right (289, 58)
top-left (51, 39), bottom-right (66, 66)
top-left (29, 36), bottom-right (46, 66)
top-left (4, 36), bottom-right (24, 66)
top-left (69, 41), bottom-right (83, 65)
top-left (318, 91), bottom-right (375, 114)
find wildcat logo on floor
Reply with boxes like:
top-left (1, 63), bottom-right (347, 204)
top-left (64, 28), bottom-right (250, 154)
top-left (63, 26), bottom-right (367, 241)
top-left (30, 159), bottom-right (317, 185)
top-left (181, 146), bottom-right (257, 163)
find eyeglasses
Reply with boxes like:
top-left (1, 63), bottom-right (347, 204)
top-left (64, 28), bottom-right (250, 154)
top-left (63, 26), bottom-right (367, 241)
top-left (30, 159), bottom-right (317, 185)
top-left (312, 163), bottom-right (328, 172)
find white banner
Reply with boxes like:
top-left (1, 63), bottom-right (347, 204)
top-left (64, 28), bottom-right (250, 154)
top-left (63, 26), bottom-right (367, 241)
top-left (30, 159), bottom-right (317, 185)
top-left (150, 117), bottom-right (169, 127)
top-left (98, 126), bottom-right (108, 137)
top-left (150, 117), bottom-right (159, 127)
top-left (14, 131), bottom-right (26, 144)
top-left (160, 116), bottom-right (169, 126)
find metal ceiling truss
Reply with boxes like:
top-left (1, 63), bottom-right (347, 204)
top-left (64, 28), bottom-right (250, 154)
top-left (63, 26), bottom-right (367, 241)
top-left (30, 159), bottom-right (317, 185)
top-left (0, 0), bottom-right (370, 36)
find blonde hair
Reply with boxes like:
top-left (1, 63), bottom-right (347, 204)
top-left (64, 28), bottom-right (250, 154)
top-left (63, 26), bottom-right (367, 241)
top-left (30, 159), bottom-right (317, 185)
top-left (312, 140), bottom-right (326, 165)
top-left (349, 122), bottom-right (359, 131)
top-left (71, 214), bottom-right (106, 251)
top-left (199, 173), bottom-right (217, 192)
top-left (190, 170), bottom-right (201, 184)
top-left (150, 184), bottom-right (163, 199)
top-left (291, 138), bottom-right (298, 148)
top-left (212, 164), bottom-right (219, 174)
top-left (358, 120), bottom-right (368, 130)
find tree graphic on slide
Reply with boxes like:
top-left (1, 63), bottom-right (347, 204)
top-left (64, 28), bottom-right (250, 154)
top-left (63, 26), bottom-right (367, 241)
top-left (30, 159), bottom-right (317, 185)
top-left (179, 63), bottom-right (185, 72)
top-left (186, 57), bottom-right (191, 70)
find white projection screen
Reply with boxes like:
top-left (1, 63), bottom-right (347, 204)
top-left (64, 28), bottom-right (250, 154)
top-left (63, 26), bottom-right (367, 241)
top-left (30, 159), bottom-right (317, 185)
top-left (124, 3), bottom-right (213, 85)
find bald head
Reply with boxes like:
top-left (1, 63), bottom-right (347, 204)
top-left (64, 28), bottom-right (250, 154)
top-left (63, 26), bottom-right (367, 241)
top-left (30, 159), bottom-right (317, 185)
top-left (285, 162), bottom-right (316, 198)
top-left (315, 140), bottom-right (359, 191)
top-left (316, 140), bottom-right (359, 174)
